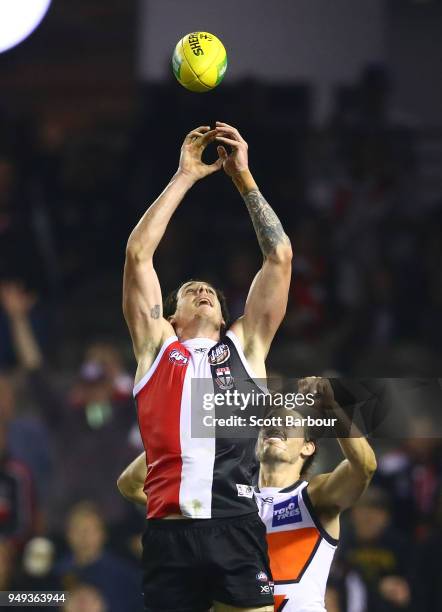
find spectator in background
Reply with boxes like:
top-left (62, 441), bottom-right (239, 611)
top-left (0, 539), bottom-right (16, 592)
top-left (63, 584), bottom-right (107, 612)
top-left (70, 341), bottom-right (133, 407)
top-left (338, 487), bottom-right (413, 611)
top-left (56, 502), bottom-right (142, 612)
top-left (85, 342), bottom-right (132, 402)
top-left (375, 413), bottom-right (442, 537)
top-left (0, 417), bottom-right (37, 550)
top-left (325, 569), bottom-right (367, 612)
top-left (0, 283), bottom-right (55, 506)
top-left (12, 536), bottom-right (61, 593)
top-left (414, 492), bottom-right (442, 612)
top-left (286, 218), bottom-right (327, 339)
top-left (0, 282), bottom-right (134, 526)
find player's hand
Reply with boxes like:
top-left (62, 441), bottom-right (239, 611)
top-left (177, 126), bottom-right (224, 182)
top-left (0, 282), bottom-right (36, 319)
top-left (298, 377), bottom-right (335, 412)
top-left (215, 122), bottom-right (249, 177)
top-left (378, 576), bottom-right (411, 607)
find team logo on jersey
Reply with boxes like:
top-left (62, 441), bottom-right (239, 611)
top-left (236, 484), bottom-right (254, 498)
top-left (256, 571), bottom-right (268, 582)
top-left (272, 495), bottom-right (302, 527)
top-left (208, 343), bottom-right (230, 365)
top-left (169, 349), bottom-right (189, 365)
top-left (215, 366), bottom-right (234, 390)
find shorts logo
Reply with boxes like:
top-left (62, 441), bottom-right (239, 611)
top-left (208, 344), bottom-right (230, 365)
top-left (256, 571), bottom-right (268, 582)
top-left (236, 484), bottom-right (254, 498)
top-left (272, 496), bottom-right (302, 527)
top-left (260, 585), bottom-right (272, 594)
top-left (169, 349), bottom-right (189, 365)
top-left (215, 366), bottom-right (234, 390)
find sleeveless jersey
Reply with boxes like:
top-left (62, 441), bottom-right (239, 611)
top-left (255, 480), bottom-right (337, 612)
top-left (134, 330), bottom-right (263, 519)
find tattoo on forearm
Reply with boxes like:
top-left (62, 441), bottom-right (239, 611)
top-left (243, 189), bottom-right (289, 256)
top-left (150, 305), bottom-right (161, 319)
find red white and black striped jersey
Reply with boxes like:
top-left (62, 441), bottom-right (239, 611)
top-left (134, 330), bottom-right (262, 519)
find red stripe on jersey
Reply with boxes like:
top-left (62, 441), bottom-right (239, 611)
top-left (136, 341), bottom-right (190, 518)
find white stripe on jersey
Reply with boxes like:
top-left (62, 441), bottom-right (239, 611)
top-left (178, 338), bottom-right (216, 517)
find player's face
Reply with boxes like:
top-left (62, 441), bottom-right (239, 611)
top-left (256, 423), bottom-right (308, 465)
top-left (174, 281), bottom-right (224, 329)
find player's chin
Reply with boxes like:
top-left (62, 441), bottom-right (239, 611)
top-left (262, 444), bottom-right (287, 461)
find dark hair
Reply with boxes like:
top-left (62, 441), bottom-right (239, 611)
top-left (163, 279), bottom-right (230, 333)
top-left (300, 426), bottom-right (318, 477)
top-left (297, 407), bottom-right (321, 477)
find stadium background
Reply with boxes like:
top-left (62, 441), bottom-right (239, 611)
top-left (0, 1), bottom-right (441, 610)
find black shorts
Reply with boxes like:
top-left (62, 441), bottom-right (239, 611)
top-left (141, 512), bottom-right (273, 612)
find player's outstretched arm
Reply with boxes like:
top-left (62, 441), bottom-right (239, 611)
top-left (124, 126), bottom-right (224, 366)
top-left (216, 122), bottom-right (292, 363)
top-left (117, 452), bottom-right (148, 506)
top-left (300, 377), bottom-right (377, 515)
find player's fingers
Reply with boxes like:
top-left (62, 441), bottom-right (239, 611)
top-left (216, 121), bottom-right (246, 143)
top-left (217, 145), bottom-right (228, 159)
top-left (206, 156), bottom-right (224, 175)
top-left (297, 378), bottom-right (309, 393)
top-left (189, 131), bottom-right (205, 140)
top-left (199, 129), bottom-right (218, 148)
top-left (185, 126), bottom-right (210, 143)
top-left (216, 125), bottom-right (242, 141)
top-left (215, 135), bottom-right (241, 148)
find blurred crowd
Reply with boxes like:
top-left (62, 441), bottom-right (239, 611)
top-left (1, 66), bottom-right (441, 375)
top-left (0, 65), bottom-right (441, 611)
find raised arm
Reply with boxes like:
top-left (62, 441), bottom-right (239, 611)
top-left (124, 126), bottom-right (223, 370)
top-left (117, 452), bottom-right (148, 506)
top-left (216, 123), bottom-right (292, 364)
top-left (0, 283), bottom-right (41, 370)
top-left (301, 378), bottom-right (377, 515)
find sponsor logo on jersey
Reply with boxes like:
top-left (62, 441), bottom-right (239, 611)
top-left (194, 347), bottom-right (208, 354)
top-left (272, 495), bottom-right (302, 527)
top-left (256, 571), bottom-right (268, 582)
top-left (236, 484), bottom-right (254, 498)
top-left (262, 496), bottom-right (274, 504)
top-left (215, 366), bottom-right (234, 390)
top-left (208, 343), bottom-right (230, 365)
top-left (169, 349), bottom-right (189, 365)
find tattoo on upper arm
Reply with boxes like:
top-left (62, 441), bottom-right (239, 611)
top-left (150, 304), bottom-right (161, 319)
top-left (243, 189), bottom-right (289, 257)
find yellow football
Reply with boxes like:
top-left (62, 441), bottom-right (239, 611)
top-left (172, 32), bottom-right (227, 92)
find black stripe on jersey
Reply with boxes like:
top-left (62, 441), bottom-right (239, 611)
top-left (254, 479), bottom-right (306, 494)
top-left (279, 479), bottom-right (306, 493)
top-left (209, 334), bottom-right (262, 518)
top-left (274, 533), bottom-right (321, 585)
top-left (276, 599), bottom-right (289, 611)
top-left (301, 484), bottom-right (339, 546)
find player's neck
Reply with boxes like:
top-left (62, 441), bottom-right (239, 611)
top-left (259, 462), bottom-right (301, 490)
top-left (177, 319), bottom-right (221, 342)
